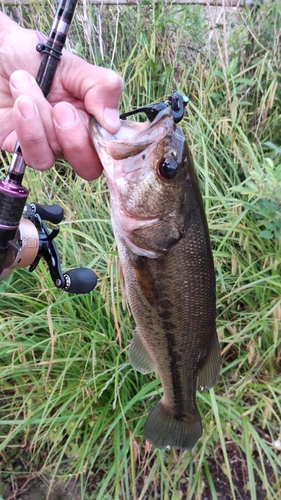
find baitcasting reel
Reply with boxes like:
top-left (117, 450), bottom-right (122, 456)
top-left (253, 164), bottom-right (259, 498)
top-left (0, 200), bottom-right (97, 293)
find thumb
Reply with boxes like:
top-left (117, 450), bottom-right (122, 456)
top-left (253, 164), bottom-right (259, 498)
top-left (60, 52), bottom-right (124, 134)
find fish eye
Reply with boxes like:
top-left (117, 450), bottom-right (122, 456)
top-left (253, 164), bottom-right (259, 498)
top-left (158, 156), bottom-right (179, 180)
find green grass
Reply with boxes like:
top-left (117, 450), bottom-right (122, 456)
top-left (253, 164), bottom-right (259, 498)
top-left (1, 1), bottom-right (281, 499)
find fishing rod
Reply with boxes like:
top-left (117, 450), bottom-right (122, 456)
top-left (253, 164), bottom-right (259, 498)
top-left (0, 0), bottom-right (97, 294)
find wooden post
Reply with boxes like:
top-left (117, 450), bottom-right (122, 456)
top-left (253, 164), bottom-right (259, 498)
top-left (1, 0), bottom-right (265, 6)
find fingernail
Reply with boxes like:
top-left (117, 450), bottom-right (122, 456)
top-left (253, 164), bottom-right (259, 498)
top-left (54, 104), bottom-right (76, 128)
top-left (18, 97), bottom-right (37, 118)
top-left (10, 70), bottom-right (36, 89)
top-left (103, 108), bottom-right (120, 130)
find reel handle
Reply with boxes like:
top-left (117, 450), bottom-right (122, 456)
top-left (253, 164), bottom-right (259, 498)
top-left (60, 268), bottom-right (97, 294)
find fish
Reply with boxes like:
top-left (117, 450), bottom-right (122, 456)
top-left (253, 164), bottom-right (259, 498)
top-left (90, 106), bottom-right (220, 450)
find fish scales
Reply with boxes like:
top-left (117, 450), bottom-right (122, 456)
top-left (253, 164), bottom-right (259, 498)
top-left (90, 107), bottom-right (220, 450)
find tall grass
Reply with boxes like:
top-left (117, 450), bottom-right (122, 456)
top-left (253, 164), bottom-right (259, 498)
top-left (1, 1), bottom-right (281, 499)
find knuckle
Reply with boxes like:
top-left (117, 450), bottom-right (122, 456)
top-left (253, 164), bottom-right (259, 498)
top-left (62, 137), bottom-right (85, 157)
top-left (107, 70), bottom-right (124, 93)
top-left (27, 152), bottom-right (55, 170)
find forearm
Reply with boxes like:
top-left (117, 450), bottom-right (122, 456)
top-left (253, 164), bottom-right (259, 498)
top-left (0, 12), bottom-right (40, 79)
top-left (0, 11), bottom-right (8, 26)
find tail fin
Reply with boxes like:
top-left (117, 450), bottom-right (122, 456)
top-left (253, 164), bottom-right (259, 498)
top-left (144, 400), bottom-right (202, 450)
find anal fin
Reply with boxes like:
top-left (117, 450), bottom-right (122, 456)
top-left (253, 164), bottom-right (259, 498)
top-left (129, 332), bottom-right (155, 374)
top-left (197, 332), bottom-right (221, 392)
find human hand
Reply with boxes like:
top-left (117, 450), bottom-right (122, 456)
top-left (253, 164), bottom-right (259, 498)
top-left (0, 13), bottom-right (123, 180)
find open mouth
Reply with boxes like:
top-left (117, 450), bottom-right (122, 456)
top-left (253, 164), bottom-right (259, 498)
top-left (99, 120), bottom-right (149, 141)
top-left (90, 107), bottom-right (174, 164)
top-left (96, 106), bottom-right (172, 144)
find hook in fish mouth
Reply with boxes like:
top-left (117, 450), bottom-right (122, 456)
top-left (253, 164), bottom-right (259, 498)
top-left (95, 105), bottom-right (172, 148)
top-left (119, 91), bottom-right (189, 124)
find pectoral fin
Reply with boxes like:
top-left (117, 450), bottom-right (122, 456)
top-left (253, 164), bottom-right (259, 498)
top-left (129, 332), bottom-right (155, 374)
top-left (197, 333), bottom-right (221, 392)
top-left (118, 260), bottom-right (127, 301)
top-left (130, 255), bottom-right (159, 307)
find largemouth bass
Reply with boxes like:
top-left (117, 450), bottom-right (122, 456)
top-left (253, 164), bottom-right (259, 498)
top-left (90, 107), bottom-right (220, 450)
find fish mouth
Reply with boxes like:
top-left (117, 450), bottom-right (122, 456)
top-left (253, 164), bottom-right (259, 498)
top-left (91, 106), bottom-right (173, 161)
top-left (98, 119), bottom-right (148, 141)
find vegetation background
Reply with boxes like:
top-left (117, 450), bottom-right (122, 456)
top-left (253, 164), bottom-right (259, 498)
top-left (0, 0), bottom-right (281, 498)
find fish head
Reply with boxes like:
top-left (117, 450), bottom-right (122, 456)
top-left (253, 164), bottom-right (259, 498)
top-left (90, 107), bottom-right (193, 258)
